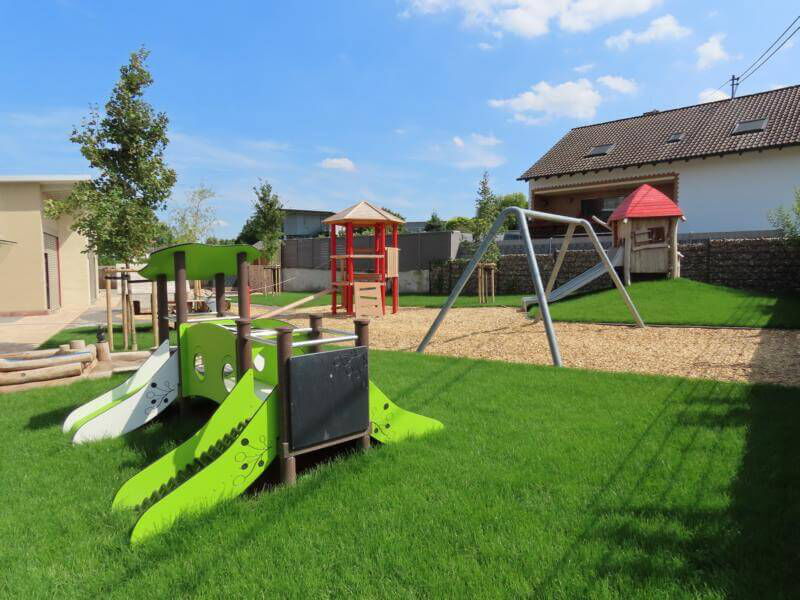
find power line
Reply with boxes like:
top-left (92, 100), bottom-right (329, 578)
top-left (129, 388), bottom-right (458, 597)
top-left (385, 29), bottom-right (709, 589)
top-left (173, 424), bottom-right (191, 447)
top-left (739, 23), bottom-right (800, 84)
top-left (739, 15), bottom-right (800, 80)
top-left (713, 14), bottom-right (799, 98)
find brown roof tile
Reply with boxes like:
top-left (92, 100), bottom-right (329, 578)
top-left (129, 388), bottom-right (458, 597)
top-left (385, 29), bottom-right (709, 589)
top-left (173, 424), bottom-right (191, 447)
top-left (519, 85), bottom-right (800, 180)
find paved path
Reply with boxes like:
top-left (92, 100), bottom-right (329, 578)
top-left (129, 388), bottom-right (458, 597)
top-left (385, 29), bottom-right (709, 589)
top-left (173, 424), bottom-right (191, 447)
top-left (0, 293), bottom-right (122, 354)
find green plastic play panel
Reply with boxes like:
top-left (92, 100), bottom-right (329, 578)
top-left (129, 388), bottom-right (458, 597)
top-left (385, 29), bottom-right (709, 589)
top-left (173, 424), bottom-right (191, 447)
top-left (109, 317), bottom-right (443, 543)
top-left (139, 243), bottom-right (259, 280)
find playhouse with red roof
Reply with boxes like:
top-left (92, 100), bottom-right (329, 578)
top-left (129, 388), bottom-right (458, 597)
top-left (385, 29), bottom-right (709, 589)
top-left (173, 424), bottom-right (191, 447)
top-left (608, 184), bottom-right (686, 283)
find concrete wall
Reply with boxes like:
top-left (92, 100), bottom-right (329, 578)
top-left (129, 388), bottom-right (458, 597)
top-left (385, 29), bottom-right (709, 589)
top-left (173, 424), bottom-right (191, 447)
top-left (0, 181), bottom-right (96, 315)
top-left (282, 267), bottom-right (430, 293)
top-left (0, 183), bottom-right (48, 313)
top-left (529, 146), bottom-right (800, 232)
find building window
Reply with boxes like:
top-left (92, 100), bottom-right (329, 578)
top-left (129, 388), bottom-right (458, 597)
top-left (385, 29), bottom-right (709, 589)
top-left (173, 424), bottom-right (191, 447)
top-left (586, 143), bottom-right (614, 157)
top-left (732, 118), bottom-right (767, 135)
top-left (648, 226), bottom-right (666, 243)
top-left (666, 132), bottom-right (684, 143)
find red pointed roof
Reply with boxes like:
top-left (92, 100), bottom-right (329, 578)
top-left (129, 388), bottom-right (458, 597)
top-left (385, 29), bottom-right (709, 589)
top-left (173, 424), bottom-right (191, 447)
top-left (609, 184), bottom-right (684, 221)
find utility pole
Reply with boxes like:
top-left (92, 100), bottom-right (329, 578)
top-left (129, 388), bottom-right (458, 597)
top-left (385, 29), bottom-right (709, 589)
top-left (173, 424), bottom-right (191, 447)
top-left (730, 74), bottom-right (740, 98)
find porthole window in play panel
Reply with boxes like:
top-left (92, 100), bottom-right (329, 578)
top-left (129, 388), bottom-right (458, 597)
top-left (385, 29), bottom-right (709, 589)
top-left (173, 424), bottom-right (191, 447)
top-left (194, 354), bottom-right (206, 381)
top-left (222, 363), bottom-right (236, 392)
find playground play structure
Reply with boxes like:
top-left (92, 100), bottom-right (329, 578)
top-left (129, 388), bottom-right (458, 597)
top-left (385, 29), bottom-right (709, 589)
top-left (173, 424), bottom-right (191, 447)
top-left (62, 243), bottom-right (442, 543)
top-left (324, 201), bottom-right (403, 317)
top-left (522, 184), bottom-right (685, 312)
top-left (418, 206), bottom-right (645, 367)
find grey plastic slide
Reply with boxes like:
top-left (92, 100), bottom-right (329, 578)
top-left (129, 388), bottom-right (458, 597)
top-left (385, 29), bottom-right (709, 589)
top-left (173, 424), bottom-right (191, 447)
top-left (523, 245), bottom-right (625, 310)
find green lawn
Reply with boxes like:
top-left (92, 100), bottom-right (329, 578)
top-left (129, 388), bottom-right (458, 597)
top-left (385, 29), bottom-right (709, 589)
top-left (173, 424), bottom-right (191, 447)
top-left (40, 323), bottom-right (177, 351)
top-left (2, 351), bottom-right (798, 598)
top-left (531, 278), bottom-right (800, 329)
top-left (252, 290), bottom-right (526, 309)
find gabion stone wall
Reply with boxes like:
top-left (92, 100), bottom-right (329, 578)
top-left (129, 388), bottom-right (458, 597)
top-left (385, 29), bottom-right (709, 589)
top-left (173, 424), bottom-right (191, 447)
top-left (429, 238), bottom-right (800, 296)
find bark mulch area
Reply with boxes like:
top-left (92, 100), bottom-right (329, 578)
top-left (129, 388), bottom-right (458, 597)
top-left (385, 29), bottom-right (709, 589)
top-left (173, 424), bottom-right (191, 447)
top-left (284, 306), bottom-right (800, 387)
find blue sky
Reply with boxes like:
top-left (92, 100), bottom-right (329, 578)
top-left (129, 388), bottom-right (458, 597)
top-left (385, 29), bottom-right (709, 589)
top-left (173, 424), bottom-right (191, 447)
top-left (1, 1), bottom-right (797, 238)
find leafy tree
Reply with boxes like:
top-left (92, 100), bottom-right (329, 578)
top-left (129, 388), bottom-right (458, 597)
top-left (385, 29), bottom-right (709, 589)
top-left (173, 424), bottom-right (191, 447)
top-left (424, 211), bottom-right (444, 232)
top-left (205, 236), bottom-right (237, 245)
top-left (445, 216), bottom-right (475, 233)
top-left (497, 192), bottom-right (528, 230)
top-left (169, 185), bottom-right (218, 243)
top-left (768, 188), bottom-right (800, 244)
top-left (472, 171), bottom-right (501, 262)
top-left (237, 180), bottom-right (284, 263)
top-left (45, 47), bottom-right (176, 264)
top-left (152, 220), bottom-right (177, 249)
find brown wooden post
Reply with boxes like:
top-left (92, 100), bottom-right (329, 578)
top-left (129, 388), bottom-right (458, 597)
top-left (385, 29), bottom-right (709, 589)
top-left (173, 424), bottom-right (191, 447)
top-left (276, 327), bottom-right (296, 485)
top-left (235, 252), bottom-right (252, 379)
top-left (174, 251), bottom-right (188, 412)
top-left (309, 314), bottom-right (322, 353)
top-left (156, 274), bottom-right (169, 345)
top-left (354, 318), bottom-right (371, 450)
top-left (214, 272), bottom-right (226, 317)
top-left (150, 281), bottom-right (158, 346)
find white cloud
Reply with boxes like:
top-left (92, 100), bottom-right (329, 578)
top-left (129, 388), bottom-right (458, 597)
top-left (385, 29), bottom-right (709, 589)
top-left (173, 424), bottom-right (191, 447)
top-left (573, 63), bottom-right (594, 73)
top-left (477, 41), bottom-right (494, 50)
top-left (402, 0), bottom-right (661, 38)
top-left (698, 88), bottom-right (729, 103)
top-left (394, 128), bottom-right (407, 135)
top-left (471, 133), bottom-right (501, 146)
top-left (558, 0), bottom-right (662, 33)
top-left (597, 75), bottom-right (638, 94)
top-left (319, 157), bottom-right (357, 172)
top-left (696, 33), bottom-right (729, 70)
top-left (605, 14), bottom-right (690, 50)
top-left (421, 133), bottom-right (505, 169)
top-left (489, 79), bottom-right (602, 124)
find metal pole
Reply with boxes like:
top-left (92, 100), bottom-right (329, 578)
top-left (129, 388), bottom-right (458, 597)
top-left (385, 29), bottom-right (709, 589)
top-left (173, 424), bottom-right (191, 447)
top-left (514, 208), bottom-right (562, 366)
top-left (235, 252), bottom-right (252, 378)
top-left (416, 207), bottom-right (562, 366)
top-left (276, 327), bottom-right (296, 485)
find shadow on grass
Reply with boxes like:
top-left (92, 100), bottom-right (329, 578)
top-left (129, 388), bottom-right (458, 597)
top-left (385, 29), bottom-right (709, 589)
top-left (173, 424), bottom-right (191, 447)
top-left (535, 378), bottom-right (800, 598)
top-left (764, 294), bottom-right (800, 329)
top-left (26, 404), bottom-right (76, 430)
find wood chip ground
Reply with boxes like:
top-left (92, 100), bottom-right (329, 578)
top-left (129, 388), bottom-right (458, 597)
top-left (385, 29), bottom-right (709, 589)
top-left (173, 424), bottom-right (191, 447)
top-left (283, 306), bottom-right (800, 387)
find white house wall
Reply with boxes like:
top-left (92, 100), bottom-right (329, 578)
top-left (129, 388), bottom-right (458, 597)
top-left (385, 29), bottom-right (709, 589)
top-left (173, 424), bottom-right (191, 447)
top-left (528, 146), bottom-right (800, 232)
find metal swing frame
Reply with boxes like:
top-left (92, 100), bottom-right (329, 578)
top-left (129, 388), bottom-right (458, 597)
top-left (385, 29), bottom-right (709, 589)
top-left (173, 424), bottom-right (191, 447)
top-left (416, 207), bottom-right (644, 367)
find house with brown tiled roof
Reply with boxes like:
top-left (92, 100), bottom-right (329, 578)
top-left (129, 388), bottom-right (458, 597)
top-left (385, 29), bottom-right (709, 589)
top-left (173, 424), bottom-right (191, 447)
top-left (519, 85), bottom-right (800, 235)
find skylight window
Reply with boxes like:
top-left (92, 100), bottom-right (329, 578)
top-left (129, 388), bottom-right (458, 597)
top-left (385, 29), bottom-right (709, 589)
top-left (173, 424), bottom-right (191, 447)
top-left (586, 144), bottom-right (614, 157)
top-left (732, 118), bottom-right (767, 135)
top-left (666, 132), bottom-right (684, 143)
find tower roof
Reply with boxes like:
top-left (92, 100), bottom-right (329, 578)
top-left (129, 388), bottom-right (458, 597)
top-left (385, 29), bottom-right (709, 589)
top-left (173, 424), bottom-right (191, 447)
top-left (609, 184), bottom-right (684, 222)
top-left (322, 201), bottom-right (405, 225)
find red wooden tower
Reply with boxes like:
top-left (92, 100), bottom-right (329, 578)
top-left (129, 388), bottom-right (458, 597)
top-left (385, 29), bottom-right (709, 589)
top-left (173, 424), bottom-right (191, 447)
top-left (323, 202), bottom-right (404, 316)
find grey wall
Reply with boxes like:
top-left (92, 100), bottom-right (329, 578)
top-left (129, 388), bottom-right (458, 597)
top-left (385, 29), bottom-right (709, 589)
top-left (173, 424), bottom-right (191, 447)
top-left (282, 230), bottom-right (470, 271)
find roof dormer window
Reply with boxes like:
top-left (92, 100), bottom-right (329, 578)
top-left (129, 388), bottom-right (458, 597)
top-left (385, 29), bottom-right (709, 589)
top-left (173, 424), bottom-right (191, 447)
top-left (586, 143), bottom-right (614, 157)
top-left (666, 132), bottom-right (684, 143)
top-left (732, 118), bottom-right (767, 135)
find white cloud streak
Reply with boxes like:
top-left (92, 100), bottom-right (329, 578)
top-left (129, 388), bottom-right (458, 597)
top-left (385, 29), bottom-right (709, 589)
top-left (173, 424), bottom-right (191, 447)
top-left (402, 0), bottom-right (661, 38)
top-left (489, 79), bottom-right (602, 124)
top-left (696, 33), bottom-right (729, 70)
top-left (319, 157), bottom-right (357, 172)
top-left (597, 75), bottom-right (638, 94)
top-left (605, 14), bottom-right (690, 50)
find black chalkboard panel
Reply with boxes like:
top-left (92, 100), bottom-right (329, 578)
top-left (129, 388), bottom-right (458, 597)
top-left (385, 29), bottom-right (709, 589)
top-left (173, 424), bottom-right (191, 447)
top-left (288, 346), bottom-right (369, 451)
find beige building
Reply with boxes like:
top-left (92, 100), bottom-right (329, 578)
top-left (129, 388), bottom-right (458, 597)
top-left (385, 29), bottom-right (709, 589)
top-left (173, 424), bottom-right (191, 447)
top-left (0, 175), bottom-right (98, 316)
